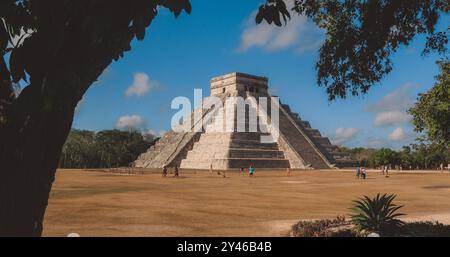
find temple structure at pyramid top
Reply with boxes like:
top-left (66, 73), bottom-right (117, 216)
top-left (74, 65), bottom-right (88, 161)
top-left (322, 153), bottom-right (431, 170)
top-left (134, 72), bottom-right (355, 170)
top-left (210, 72), bottom-right (269, 96)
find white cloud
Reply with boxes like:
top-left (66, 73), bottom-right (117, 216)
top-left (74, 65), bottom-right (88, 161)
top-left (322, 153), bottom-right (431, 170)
top-left (388, 127), bottom-right (406, 141)
top-left (125, 72), bottom-right (160, 97)
top-left (296, 36), bottom-right (324, 54)
top-left (374, 111), bottom-right (412, 126)
top-left (366, 83), bottom-right (418, 113)
top-left (115, 115), bottom-right (145, 130)
top-left (366, 83), bottom-right (418, 127)
top-left (238, 1), bottom-right (324, 53)
top-left (332, 127), bottom-right (359, 145)
top-left (143, 129), bottom-right (167, 138)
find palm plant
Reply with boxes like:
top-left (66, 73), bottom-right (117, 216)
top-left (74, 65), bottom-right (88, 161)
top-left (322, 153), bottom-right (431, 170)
top-left (350, 193), bottom-right (405, 236)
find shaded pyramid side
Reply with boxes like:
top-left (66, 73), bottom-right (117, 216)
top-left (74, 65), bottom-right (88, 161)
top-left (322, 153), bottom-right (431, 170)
top-left (277, 101), bottom-right (356, 168)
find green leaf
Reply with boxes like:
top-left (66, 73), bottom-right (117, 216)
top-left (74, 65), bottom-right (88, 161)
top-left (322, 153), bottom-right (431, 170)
top-left (351, 193), bottom-right (405, 235)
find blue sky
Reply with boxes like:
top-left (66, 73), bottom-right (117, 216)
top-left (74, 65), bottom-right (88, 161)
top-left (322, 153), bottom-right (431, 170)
top-left (73, 0), bottom-right (449, 150)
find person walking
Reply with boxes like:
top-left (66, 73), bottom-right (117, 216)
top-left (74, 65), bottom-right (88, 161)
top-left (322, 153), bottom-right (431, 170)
top-left (162, 166), bottom-right (168, 177)
top-left (361, 167), bottom-right (367, 179)
top-left (174, 166), bottom-right (179, 178)
top-left (249, 165), bottom-right (254, 177)
top-left (356, 167), bottom-right (361, 179)
top-left (240, 167), bottom-right (245, 176)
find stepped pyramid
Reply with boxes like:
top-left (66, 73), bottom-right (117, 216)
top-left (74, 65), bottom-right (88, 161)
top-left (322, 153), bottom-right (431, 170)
top-left (134, 72), bottom-right (355, 170)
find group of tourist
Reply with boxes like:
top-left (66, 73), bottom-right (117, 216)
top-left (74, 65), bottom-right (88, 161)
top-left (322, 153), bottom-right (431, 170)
top-left (356, 167), bottom-right (367, 179)
top-left (240, 165), bottom-right (255, 177)
top-left (356, 165), bottom-right (394, 179)
top-left (162, 165), bottom-right (179, 177)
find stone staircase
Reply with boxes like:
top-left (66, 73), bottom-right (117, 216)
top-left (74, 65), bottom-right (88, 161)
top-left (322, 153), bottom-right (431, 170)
top-left (133, 131), bottom-right (201, 168)
top-left (282, 104), bottom-right (355, 168)
top-left (227, 132), bottom-right (290, 169)
top-left (179, 94), bottom-right (290, 170)
top-left (276, 102), bottom-right (332, 169)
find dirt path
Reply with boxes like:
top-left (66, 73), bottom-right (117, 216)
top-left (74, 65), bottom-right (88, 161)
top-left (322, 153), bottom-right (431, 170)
top-left (43, 169), bottom-right (450, 236)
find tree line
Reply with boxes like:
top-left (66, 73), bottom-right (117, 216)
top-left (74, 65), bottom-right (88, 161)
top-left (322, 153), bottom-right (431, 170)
top-left (59, 129), bottom-right (157, 169)
top-left (344, 144), bottom-right (449, 170)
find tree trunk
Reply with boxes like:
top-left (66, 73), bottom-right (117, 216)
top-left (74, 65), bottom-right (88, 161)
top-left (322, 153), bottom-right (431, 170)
top-left (0, 0), bottom-right (148, 236)
top-left (0, 73), bottom-right (82, 236)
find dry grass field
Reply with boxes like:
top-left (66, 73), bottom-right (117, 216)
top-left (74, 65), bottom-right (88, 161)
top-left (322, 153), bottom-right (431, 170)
top-left (43, 169), bottom-right (450, 237)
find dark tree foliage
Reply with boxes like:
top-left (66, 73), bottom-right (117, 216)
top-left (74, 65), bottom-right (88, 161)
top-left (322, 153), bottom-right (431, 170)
top-left (60, 130), bottom-right (97, 169)
top-left (60, 129), bottom-right (155, 169)
top-left (0, 0), bottom-right (190, 236)
top-left (409, 60), bottom-right (450, 148)
top-left (344, 146), bottom-right (449, 169)
top-left (409, 142), bottom-right (449, 169)
top-left (342, 146), bottom-right (377, 166)
top-left (367, 148), bottom-right (400, 167)
top-left (257, 0), bottom-right (450, 100)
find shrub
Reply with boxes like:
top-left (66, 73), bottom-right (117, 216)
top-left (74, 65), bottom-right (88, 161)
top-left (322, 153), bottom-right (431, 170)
top-left (403, 221), bottom-right (450, 237)
top-left (291, 216), bottom-right (361, 237)
top-left (350, 193), bottom-right (405, 236)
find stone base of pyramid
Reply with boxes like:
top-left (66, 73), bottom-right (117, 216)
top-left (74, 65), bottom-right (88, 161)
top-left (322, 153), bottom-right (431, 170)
top-left (178, 132), bottom-right (290, 170)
